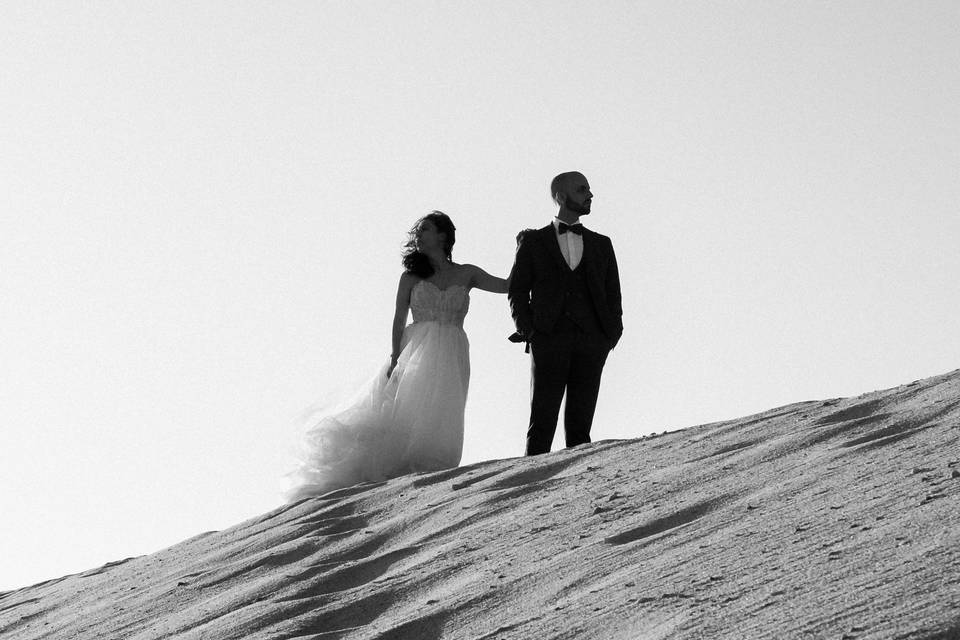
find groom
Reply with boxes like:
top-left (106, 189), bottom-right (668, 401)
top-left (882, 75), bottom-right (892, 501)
top-left (508, 171), bottom-right (623, 455)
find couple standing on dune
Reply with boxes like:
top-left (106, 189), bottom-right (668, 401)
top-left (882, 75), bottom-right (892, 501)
top-left (288, 171), bottom-right (623, 500)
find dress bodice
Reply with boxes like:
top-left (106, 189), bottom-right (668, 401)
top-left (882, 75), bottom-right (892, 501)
top-left (410, 281), bottom-right (470, 327)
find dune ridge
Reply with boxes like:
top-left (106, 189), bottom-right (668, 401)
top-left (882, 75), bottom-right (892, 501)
top-left (3, 369), bottom-right (960, 639)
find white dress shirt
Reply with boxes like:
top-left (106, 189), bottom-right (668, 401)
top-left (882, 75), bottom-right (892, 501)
top-left (552, 218), bottom-right (583, 270)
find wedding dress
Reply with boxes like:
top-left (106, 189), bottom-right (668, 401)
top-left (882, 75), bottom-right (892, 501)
top-left (287, 280), bottom-right (470, 500)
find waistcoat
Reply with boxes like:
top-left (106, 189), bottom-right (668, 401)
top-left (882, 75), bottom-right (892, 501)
top-left (557, 256), bottom-right (603, 334)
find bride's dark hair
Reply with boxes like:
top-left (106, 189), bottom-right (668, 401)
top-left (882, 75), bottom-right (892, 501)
top-left (402, 211), bottom-right (457, 278)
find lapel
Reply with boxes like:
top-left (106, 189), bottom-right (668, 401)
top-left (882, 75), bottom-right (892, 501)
top-left (580, 227), bottom-right (592, 267)
top-left (540, 224), bottom-right (567, 272)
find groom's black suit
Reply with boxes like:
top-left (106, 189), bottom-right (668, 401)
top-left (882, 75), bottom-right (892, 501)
top-left (509, 223), bottom-right (623, 455)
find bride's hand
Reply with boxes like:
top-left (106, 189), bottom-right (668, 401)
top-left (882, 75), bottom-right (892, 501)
top-left (387, 355), bottom-right (399, 378)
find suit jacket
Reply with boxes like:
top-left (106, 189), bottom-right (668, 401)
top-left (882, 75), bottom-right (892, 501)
top-left (508, 224), bottom-right (623, 347)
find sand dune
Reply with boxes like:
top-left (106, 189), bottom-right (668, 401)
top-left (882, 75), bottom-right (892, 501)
top-left (3, 369), bottom-right (960, 639)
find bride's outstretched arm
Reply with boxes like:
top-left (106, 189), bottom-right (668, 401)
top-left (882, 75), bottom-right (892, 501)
top-left (467, 264), bottom-right (509, 294)
top-left (389, 273), bottom-right (416, 377)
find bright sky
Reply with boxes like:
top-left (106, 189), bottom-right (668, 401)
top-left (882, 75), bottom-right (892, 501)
top-left (2, 1), bottom-right (958, 592)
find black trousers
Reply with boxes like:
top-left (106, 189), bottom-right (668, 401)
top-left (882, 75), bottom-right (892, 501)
top-left (525, 328), bottom-right (610, 455)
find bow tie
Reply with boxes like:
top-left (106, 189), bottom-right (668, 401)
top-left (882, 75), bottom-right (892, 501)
top-left (558, 222), bottom-right (583, 235)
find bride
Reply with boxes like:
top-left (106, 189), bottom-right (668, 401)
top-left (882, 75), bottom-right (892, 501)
top-left (287, 211), bottom-right (508, 500)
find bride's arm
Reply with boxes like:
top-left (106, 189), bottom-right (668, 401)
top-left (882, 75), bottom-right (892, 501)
top-left (389, 273), bottom-right (416, 376)
top-left (466, 264), bottom-right (509, 294)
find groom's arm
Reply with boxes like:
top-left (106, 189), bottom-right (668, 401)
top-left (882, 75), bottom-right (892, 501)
top-left (508, 231), bottom-right (536, 338)
top-left (605, 238), bottom-right (624, 347)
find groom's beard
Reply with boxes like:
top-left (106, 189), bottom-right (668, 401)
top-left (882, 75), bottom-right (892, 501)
top-left (567, 199), bottom-right (591, 216)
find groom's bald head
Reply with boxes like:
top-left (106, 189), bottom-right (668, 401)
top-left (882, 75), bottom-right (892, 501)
top-left (550, 172), bottom-right (586, 205)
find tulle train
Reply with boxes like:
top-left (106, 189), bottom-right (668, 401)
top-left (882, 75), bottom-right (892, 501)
top-left (287, 320), bottom-right (469, 501)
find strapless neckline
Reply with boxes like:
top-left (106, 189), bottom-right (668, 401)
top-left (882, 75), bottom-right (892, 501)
top-left (417, 280), bottom-right (469, 295)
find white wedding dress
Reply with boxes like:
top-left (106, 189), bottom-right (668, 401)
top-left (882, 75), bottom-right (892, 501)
top-left (287, 280), bottom-right (470, 500)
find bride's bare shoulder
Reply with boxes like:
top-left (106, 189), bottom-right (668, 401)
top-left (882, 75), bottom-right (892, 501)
top-left (397, 271), bottom-right (420, 290)
top-left (458, 263), bottom-right (480, 279)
